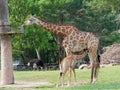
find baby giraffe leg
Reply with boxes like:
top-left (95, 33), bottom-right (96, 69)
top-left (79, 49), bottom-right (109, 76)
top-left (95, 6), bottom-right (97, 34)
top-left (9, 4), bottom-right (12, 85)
top-left (67, 68), bottom-right (72, 86)
top-left (61, 72), bottom-right (66, 87)
top-left (56, 72), bottom-right (62, 87)
top-left (72, 68), bottom-right (77, 83)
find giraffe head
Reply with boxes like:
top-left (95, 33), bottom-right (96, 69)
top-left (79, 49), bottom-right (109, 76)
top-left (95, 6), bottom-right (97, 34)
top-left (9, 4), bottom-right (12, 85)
top-left (23, 16), bottom-right (39, 25)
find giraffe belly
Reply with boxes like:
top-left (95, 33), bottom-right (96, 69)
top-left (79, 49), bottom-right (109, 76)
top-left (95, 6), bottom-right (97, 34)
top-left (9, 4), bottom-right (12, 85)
top-left (69, 43), bottom-right (87, 52)
top-left (70, 44), bottom-right (87, 52)
top-left (62, 34), bottom-right (88, 54)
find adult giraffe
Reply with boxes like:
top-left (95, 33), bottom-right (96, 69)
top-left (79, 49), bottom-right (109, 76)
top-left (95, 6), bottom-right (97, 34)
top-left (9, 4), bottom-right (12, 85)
top-left (23, 16), bottom-right (100, 83)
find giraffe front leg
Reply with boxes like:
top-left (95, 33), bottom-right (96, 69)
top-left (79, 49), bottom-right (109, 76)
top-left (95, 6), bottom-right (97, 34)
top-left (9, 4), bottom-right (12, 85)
top-left (56, 72), bottom-right (61, 87)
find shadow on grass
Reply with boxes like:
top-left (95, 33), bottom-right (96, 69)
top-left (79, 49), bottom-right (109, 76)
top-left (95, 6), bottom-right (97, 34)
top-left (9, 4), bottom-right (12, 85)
top-left (35, 82), bottom-right (120, 90)
top-left (35, 85), bottom-right (54, 89)
top-left (68, 83), bottom-right (120, 90)
top-left (0, 87), bottom-right (15, 90)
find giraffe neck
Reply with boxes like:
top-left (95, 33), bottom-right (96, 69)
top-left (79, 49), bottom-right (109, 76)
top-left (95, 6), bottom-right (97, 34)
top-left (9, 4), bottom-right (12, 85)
top-left (37, 18), bottom-right (72, 37)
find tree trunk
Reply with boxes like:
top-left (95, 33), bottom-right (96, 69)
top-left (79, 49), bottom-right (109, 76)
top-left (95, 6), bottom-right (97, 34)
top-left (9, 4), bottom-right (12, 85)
top-left (0, 0), bottom-right (14, 85)
top-left (35, 48), bottom-right (41, 60)
top-left (20, 53), bottom-right (26, 64)
top-left (32, 41), bottom-right (41, 60)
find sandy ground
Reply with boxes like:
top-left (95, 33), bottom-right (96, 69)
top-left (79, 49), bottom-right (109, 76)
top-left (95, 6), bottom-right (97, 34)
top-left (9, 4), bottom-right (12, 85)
top-left (0, 81), bottom-right (52, 88)
top-left (56, 80), bottom-right (89, 87)
top-left (0, 80), bottom-right (89, 89)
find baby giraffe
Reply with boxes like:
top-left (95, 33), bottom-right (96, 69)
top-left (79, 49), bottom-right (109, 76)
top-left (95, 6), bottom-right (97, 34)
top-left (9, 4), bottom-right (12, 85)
top-left (56, 51), bottom-right (87, 87)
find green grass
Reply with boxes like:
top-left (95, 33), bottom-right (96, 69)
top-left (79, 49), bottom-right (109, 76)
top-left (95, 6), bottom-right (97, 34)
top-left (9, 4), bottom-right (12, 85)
top-left (0, 66), bottom-right (120, 90)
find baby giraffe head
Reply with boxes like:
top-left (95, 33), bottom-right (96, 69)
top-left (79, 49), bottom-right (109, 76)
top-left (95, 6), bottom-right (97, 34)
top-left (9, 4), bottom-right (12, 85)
top-left (23, 16), bottom-right (39, 25)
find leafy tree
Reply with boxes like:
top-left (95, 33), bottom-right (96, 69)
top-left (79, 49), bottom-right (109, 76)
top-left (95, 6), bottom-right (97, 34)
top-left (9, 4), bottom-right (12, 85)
top-left (8, 0), bottom-right (120, 64)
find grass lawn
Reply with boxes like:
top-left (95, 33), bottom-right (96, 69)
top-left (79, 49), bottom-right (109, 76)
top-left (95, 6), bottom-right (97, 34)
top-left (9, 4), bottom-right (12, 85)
top-left (0, 65), bottom-right (120, 90)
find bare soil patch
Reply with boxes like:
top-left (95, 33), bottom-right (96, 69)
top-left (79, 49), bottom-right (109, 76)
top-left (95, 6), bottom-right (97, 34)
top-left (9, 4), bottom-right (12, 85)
top-left (0, 81), bottom-right (52, 88)
top-left (56, 80), bottom-right (89, 87)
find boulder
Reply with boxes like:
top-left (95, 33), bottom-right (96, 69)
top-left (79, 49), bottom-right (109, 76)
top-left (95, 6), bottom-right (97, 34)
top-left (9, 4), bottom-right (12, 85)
top-left (101, 44), bottom-right (120, 66)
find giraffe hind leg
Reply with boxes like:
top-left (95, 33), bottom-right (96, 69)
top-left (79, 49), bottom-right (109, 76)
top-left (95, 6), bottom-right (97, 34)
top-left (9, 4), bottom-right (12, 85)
top-left (72, 68), bottom-right (76, 82)
top-left (88, 48), bottom-right (100, 83)
top-left (91, 64), bottom-right (94, 83)
top-left (56, 72), bottom-right (62, 87)
top-left (67, 68), bottom-right (72, 86)
top-left (91, 62), bottom-right (100, 84)
top-left (93, 53), bottom-right (101, 83)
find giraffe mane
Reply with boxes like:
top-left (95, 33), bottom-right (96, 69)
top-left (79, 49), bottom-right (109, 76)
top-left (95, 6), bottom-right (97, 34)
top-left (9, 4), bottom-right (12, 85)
top-left (37, 17), bottom-right (76, 27)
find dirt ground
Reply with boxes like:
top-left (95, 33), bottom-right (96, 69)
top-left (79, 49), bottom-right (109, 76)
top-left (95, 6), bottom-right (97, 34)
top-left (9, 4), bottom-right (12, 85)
top-left (0, 81), bottom-right (52, 89)
top-left (0, 80), bottom-right (89, 89)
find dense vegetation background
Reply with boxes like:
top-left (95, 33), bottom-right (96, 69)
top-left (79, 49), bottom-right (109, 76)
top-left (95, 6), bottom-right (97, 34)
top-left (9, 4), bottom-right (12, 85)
top-left (8, 0), bottom-right (120, 64)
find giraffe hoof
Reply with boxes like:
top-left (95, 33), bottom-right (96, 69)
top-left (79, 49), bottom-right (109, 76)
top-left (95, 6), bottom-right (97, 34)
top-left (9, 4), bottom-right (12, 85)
top-left (56, 84), bottom-right (59, 87)
top-left (67, 83), bottom-right (71, 87)
top-left (60, 84), bottom-right (64, 87)
top-left (91, 80), bottom-right (97, 84)
top-left (91, 77), bottom-right (97, 84)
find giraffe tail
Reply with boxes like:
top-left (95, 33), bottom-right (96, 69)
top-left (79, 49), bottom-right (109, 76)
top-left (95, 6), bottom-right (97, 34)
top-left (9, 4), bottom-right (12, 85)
top-left (96, 49), bottom-right (101, 69)
top-left (97, 43), bottom-right (101, 64)
top-left (97, 54), bottom-right (100, 63)
top-left (97, 44), bottom-right (101, 66)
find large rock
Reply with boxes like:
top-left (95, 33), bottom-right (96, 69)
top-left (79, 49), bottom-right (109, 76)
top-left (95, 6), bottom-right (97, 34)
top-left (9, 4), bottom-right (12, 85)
top-left (101, 44), bottom-right (120, 66)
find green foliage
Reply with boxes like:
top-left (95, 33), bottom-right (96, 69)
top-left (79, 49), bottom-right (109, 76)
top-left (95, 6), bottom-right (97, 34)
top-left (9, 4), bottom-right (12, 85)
top-left (9, 0), bottom-right (59, 62)
top-left (101, 32), bottom-right (120, 46)
top-left (8, 0), bottom-right (120, 62)
top-left (85, 0), bottom-right (120, 13)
